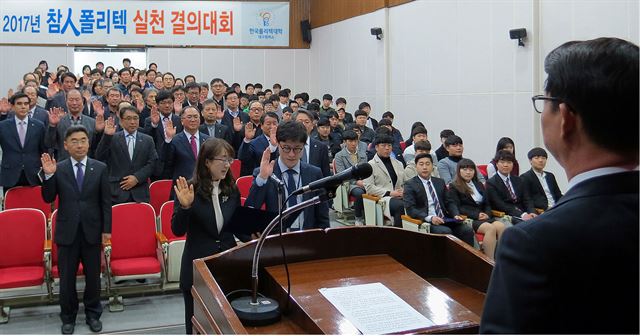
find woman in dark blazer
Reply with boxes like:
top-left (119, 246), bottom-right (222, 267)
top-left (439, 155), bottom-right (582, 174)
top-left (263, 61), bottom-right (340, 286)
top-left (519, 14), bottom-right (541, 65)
top-left (172, 138), bottom-right (240, 334)
top-left (446, 158), bottom-right (505, 260)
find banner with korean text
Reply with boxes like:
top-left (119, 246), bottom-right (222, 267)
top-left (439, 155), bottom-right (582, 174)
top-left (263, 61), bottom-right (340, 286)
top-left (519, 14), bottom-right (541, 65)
top-left (0, 1), bottom-right (289, 47)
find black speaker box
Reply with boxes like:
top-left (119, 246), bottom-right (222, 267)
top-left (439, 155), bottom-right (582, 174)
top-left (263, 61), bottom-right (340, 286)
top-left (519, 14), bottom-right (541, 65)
top-left (300, 20), bottom-right (312, 43)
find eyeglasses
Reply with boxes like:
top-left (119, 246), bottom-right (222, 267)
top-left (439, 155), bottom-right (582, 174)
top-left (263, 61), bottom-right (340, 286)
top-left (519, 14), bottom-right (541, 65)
top-left (250, 107), bottom-right (264, 112)
top-left (280, 146), bottom-right (304, 154)
top-left (211, 157), bottom-right (234, 165)
top-left (123, 116), bottom-right (139, 121)
top-left (182, 115), bottom-right (199, 120)
top-left (531, 95), bottom-right (571, 113)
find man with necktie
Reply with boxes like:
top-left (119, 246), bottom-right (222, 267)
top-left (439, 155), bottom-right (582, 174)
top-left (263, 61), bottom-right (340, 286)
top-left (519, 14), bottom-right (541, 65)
top-left (486, 150), bottom-right (536, 224)
top-left (162, 106), bottom-right (209, 183)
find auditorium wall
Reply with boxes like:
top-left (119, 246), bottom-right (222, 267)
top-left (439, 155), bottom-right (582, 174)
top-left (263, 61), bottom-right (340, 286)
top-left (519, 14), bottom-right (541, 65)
top-left (308, 0), bottom-right (639, 190)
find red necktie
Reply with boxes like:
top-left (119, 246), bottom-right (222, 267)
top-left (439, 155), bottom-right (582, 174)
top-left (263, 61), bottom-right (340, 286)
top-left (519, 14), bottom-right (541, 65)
top-left (190, 135), bottom-right (197, 159)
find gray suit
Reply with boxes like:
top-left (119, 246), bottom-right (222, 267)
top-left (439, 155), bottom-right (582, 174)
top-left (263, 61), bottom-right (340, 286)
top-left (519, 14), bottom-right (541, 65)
top-left (334, 147), bottom-right (367, 191)
top-left (95, 131), bottom-right (158, 204)
top-left (45, 114), bottom-right (100, 161)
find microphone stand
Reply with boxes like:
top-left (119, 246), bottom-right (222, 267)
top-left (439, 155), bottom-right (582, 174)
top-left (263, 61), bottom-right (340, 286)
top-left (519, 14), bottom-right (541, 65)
top-left (230, 188), bottom-right (335, 326)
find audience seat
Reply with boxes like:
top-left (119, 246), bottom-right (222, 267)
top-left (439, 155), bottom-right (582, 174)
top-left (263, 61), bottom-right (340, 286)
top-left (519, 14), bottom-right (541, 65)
top-left (236, 176), bottom-right (253, 200)
top-left (4, 186), bottom-right (58, 235)
top-left (49, 210), bottom-right (86, 284)
top-left (149, 180), bottom-right (173, 217)
top-left (477, 164), bottom-right (488, 180)
top-left (362, 194), bottom-right (385, 226)
top-left (331, 160), bottom-right (355, 223)
top-left (155, 200), bottom-right (184, 283)
top-left (0, 208), bottom-right (50, 323)
top-left (401, 214), bottom-right (430, 233)
top-left (230, 159), bottom-right (241, 179)
top-left (491, 210), bottom-right (513, 228)
top-left (400, 141), bottom-right (406, 152)
top-left (104, 203), bottom-right (164, 312)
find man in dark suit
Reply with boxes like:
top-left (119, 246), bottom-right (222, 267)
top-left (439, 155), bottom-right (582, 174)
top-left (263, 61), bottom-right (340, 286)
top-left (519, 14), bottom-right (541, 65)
top-left (41, 125), bottom-right (111, 334)
top-left (519, 147), bottom-right (563, 211)
top-left (95, 106), bottom-right (158, 204)
top-left (0, 93), bottom-right (47, 190)
top-left (24, 85), bottom-right (49, 125)
top-left (403, 153), bottom-right (474, 246)
top-left (481, 37), bottom-right (639, 333)
top-left (45, 72), bottom-right (77, 112)
top-left (245, 121), bottom-right (329, 231)
top-left (198, 99), bottom-right (232, 144)
top-left (140, 90), bottom-right (182, 180)
top-left (183, 82), bottom-right (203, 113)
top-left (220, 90), bottom-right (249, 154)
top-left (45, 90), bottom-right (105, 161)
top-left (162, 106), bottom-right (209, 182)
top-left (294, 109), bottom-right (331, 177)
top-left (238, 111), bottom-right (279, 176)
top-left (485, 150), bottom-right (536, 222)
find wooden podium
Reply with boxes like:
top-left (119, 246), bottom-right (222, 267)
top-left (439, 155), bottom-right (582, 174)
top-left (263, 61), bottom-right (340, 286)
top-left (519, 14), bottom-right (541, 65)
top-left (191, 226), bottom-right (494, 334)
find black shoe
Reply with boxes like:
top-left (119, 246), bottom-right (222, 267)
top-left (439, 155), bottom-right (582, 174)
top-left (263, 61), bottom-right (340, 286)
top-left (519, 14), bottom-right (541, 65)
top-left (61, 323), bottom-right (75, 334)
top-left (86, 319), bottom-right (102, 333)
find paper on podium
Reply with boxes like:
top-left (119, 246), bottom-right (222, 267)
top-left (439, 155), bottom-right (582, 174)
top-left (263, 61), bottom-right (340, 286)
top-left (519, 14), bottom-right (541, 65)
top-left (319, 282), bottom-right (434, 334)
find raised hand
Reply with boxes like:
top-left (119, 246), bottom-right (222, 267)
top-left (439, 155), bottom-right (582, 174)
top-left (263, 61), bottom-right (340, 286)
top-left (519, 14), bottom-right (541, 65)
top-left (233, 116), bottom-right (243, 132)
top-left (7, 88), bottom-right (14, 98)
top-left (48, 73), bottom-right (57, 86)
top-left (258, 147), bottom-right (275, 180)
top-left (123, 95), bottom-right (131, 103)
top-left (48, 107), bottom-right (64, 126)
top-left (95, 113), bottom-right (106, 132)
top-left (135, 98), bottom-right (145, 112)
top-left (104, 116), bottom-right (116, 135)
top-left (41, 153), bottom-right (57, 175)
top-left (46, 82), bottom-right (59, 98)
top-left (92, 99), bottom-right (104, 117)
top-left (164, 119), bottom-right (176, 140)
top-left (174, 176), bottom-right (195, 209)
top-left (244, 122), bottom-right (256, 141)
top-left (173, 99), bottom-right (183, 116)
top-left (150, 105), bottom-right (160, 125)
top-left (0, 98), bottom-right (11, 114)
top-left (81, 89), bottom-right (91, 102)
top-left (268, 125), bottom-right (278, 146)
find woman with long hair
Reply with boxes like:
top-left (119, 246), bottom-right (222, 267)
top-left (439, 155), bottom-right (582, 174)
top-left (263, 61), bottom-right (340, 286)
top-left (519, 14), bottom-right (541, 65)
top-left (446, 158), bottom-right (505, 259)
top-left (487, 137), bottom-right (519, 178)
top-left (172, 138), bottom-right (240, 334)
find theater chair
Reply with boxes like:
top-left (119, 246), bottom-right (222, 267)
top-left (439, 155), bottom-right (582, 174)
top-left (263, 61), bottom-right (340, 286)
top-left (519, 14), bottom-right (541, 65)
top-left (236, 176), bottom-right (253, 206)
top-left (155, 200), bottom-right (184, 285)
top-left (491, 210), bottom-right (513, 228)
top-left (331, 160), bottom-right (355, 225)
top-left (401, 214), bottom-right (430, 233)
top-left (149, 179), bottom-right (173, 217)
top-left (49, 210), bottom-right (83, 291)
top-left (4, 186), bottom-right (58, 236)
top-left (103, 202), bottom-right (164, 312)
top-left (230, 159), bottom-right (241, 179)
top-left (477, 164), bottom-right (488, 180)
top-left (362, 194), bottom-right (386, 226)
top-left (0, 209), bottom-right (51, 324)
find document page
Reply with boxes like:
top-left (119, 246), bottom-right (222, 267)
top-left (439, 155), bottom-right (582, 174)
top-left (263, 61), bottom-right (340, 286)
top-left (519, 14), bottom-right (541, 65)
top-left (319, 282), bottom-right (434, 334)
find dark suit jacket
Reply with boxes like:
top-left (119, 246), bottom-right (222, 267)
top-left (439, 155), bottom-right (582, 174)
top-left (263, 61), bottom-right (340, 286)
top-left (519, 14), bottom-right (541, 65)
top-left (245, 162), bottom-right (329, 231)
top-left (445, 180), bottom-right (492, 220)
top-left (307, 138), bottom-right (331, 177)
top-left (403, 175), bottom-right (449, 221)
top-left (520, 169), bottom-right (563, 210)
top-left (162, 131), bottom-right (209, 181)
top-left (0, 118), bottom-right (47, 187)
top-left (44, 114), bottom-right (101, 161)
top-left (198, 122), bottom-right (232, 145)
top-left (41, 158), bottom-right (112, 245)
top-left (481, 172), bottom-right (639, 333)
top-left (237, 135), bottom-right (277, 177)
top-left (172, 188), bottom-right (240, 291)
top-left (220, 109), bottom-right (249, 155)
top-left (140, 114), bottom-right (182, 177)
top-left (486, 174), bottom-right (535, 217)
top-left (95, 131), bottom-right (158, 204)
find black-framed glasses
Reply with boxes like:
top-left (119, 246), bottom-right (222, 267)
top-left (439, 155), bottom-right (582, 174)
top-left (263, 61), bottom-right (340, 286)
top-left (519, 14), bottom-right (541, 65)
top-left (531, 95), bottom-right (564, 113)
top-left (280, 145), bottom-right (304, 154)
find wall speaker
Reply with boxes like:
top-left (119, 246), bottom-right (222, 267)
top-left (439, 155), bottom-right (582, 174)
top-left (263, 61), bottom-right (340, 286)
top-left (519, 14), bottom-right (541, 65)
top-left (301, 20), bottom-right (312, 43)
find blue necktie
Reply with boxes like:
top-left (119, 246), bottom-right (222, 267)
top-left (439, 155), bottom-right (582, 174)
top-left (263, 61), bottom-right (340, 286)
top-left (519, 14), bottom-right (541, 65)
top-left (427, 180), bottom-right (444, 218)
top-left (285, 169), bottom-right (297, 207)
top-left (75, 162), bottom-right (84, 191)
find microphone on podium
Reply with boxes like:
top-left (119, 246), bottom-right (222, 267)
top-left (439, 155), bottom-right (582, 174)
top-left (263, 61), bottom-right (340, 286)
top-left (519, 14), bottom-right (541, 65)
top-left (229, 162), bottom-right (373, 326)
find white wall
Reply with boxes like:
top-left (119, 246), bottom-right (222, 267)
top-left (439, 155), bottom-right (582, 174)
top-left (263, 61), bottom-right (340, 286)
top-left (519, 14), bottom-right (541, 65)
top-left (308, 0), bottom-right (638, 191)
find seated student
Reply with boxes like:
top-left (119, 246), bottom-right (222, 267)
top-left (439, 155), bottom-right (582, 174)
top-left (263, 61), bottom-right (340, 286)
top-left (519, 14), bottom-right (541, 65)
top-left (486, 137), bottom-right (520, 178)
top-left (403, 121), bottom-right (425, 148)
top-left (435, 129), bottom-right (455, 161)
top-left (404, 153), bottom-right (474, 246)
top-left (404, 140), bottom-right (439, 182)
top-left (346, 123), bottom-right (369, 155)
top-left (313, 117), bottom-right (342, 159)
top-left (402, 125), bottom-right (429, 164)
top-left (520, 147), bottom-right (563, 211)
top-left (366, 125), bottom-right (402, 163)
top-left (353, 109), bottom-right (376, 144)
top-left (486, 150), bottom-right (537, 224)
top-left (363, 133), bottom-right (406, 227)
top-left (334, 130), bottom-right (368, 225)
top-left (437, 135), bottom-right (486, 184)
top-left (237, 111), bottom-right (279, 177)
top-left (377, 118), bottom-right (405, 166)
top-left (380, 111), bottom-right (403, 151)
top-left (446, 158), bottom-right (505, 259)
top-left (245, 121), bottom-right (329, 231)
